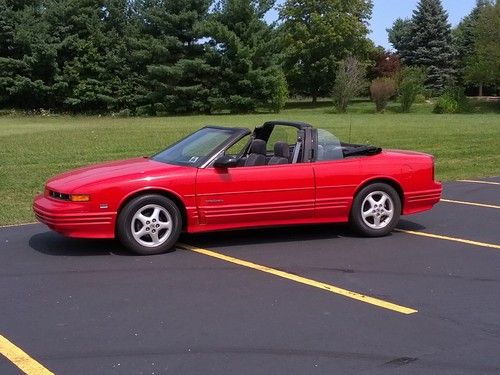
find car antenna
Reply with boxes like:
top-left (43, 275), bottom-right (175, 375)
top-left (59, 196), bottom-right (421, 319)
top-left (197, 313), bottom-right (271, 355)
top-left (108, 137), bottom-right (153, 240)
top-left (348, 114), bottom-right (352, 144)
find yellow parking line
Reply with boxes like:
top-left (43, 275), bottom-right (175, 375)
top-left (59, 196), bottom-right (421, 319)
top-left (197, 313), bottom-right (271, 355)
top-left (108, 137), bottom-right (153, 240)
top-left (394, 229), bottom-right (500, 250)
top-left (458, 180), bottom-right (500, 186)
top-left (0, 335), bottom-right (54, 375)
top-left (0, 222), bottom-right (38, 229)
top-left (178, 243), bottom-right (417, 315)
top-left (441, 199), bottom-right (500, 209)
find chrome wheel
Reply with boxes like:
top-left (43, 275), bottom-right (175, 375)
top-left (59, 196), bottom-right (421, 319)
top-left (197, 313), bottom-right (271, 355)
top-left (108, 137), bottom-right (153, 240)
top-left (361, 191), bottom-right (394, 230)
top-left (130, 204), bottom-right (173, 248)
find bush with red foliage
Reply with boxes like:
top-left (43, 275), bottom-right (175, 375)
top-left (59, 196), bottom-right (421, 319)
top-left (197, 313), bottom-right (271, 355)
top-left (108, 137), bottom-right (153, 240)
top-left (370, 78), bottom-right (397, 112)
top-left (371, 51), bottom-right (401, 79)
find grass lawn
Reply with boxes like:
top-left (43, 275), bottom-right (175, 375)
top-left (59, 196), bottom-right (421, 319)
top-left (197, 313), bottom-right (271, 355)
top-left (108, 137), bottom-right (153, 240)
top-left (0, 100), bottom-right (499, 225)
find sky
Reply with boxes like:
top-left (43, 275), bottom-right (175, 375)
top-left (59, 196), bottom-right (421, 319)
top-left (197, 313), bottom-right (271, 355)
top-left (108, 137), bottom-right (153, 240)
top-left (265, 0), bottom-right (477, 50)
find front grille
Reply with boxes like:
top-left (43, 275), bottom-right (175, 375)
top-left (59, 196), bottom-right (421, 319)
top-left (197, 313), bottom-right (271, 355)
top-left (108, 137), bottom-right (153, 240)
top-left (49, 190), bottom-right (71, 201)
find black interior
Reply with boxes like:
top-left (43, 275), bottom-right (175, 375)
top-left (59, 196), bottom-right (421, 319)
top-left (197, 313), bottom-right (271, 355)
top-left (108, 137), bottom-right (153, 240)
top-left (268, 142), bottom-right (290, 165)
top-left (243, 139), bottom-right (267, 167)
top-left (228, 121), bottom-right (382, 168)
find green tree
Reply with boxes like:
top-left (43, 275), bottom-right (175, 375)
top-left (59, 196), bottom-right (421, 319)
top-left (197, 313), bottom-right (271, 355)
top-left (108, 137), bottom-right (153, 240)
top-left (388, 0), bottom-right (457, 94)
top-left (453, 0), bottom-right (492, 86)
top-left (43, 0), bottom-right (119, 112)
top-left (135, 0), bottom-right (214, 114)
top-left (203, 0), bottom-right (287, 113)
top-left (279, 0), bottom-right (373, 102)
top-left (0, 0), bottom-right (28, 107)
top-left (406, 0), bottom-right (457, 94)
top-left (0, 0), bottom-right (57, 109)
top-left (387, 18), bottom-right (412, 61)
top-left (99, 0), bottom-right (144, 112)
top-left (464, 1), bottom-right (500, 95)
top-left (0, 0), bottom-right (142, 112)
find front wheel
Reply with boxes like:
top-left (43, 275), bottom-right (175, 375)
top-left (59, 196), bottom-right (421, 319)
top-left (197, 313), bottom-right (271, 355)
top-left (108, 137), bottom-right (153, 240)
top-left (350, 183), bottom-right (401, 237)
top-left (117, 194), bottom-right (182, 255)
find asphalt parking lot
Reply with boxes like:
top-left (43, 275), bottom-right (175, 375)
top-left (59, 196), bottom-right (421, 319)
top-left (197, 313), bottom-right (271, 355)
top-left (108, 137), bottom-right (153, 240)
top-left (1, 178), bottom-right (499, 375)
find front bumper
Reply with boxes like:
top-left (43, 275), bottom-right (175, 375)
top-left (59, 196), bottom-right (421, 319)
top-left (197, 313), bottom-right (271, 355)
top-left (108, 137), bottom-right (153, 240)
top-left (33, 195), bottom-right (116, 239)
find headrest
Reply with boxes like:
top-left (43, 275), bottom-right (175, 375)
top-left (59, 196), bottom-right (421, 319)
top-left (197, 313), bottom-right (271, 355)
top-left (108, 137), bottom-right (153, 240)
top-left (249, 139), bottom-right (266, 155)
top-left (274, 142), bottom-right (289, 158)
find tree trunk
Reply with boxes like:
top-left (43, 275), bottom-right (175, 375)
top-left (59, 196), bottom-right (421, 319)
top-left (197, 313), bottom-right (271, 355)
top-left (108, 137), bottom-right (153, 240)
top-left (479, 83), bottom-right (483, 97)
top-left (312, 94), bottom-right (317, 103)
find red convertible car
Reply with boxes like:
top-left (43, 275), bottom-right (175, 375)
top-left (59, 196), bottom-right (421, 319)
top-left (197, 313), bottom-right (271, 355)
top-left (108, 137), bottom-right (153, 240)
top-left (34, 121), bottom-right (442, 255)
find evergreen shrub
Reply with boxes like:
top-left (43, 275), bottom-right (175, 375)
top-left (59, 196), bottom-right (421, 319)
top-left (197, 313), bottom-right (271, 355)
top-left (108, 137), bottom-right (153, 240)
top-left (414, 94), bottom-right (426, 103)
top-left (270, 70), bottom-right (289, 113)
top-left (398, 67), bottom-right (427, 112)
top-left (116, 108), bottom-right (131, 117)
top-left (433, 86), bottom-right (472, 114)
top-left (136, 105), bottom-right (152, 116)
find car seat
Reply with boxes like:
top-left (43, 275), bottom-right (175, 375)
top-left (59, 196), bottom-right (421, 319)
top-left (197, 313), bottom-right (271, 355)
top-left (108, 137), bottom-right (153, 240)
top-left (268, 142), bottom-right (289, 165)
top-left (244, 139), bottom-right (267, 166)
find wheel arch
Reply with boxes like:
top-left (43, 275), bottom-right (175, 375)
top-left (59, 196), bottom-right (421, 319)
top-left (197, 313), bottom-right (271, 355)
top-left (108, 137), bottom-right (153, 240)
top-left (116, 188), bottom-right (188, 234)
top-left (353, 177), bottom-right (404, 213)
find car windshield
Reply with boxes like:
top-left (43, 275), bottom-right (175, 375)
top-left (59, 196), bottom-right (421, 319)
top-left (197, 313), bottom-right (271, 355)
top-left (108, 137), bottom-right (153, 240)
top-left (152, 127), bottom-right (237, 167)
top-left (317, 129), bottom-right (343, 161)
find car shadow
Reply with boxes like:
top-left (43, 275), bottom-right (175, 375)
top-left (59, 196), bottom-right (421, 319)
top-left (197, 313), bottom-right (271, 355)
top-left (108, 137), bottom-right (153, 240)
top-left (397, 219), bottom-right (426, 231)
top-left (29, 231), bottom-right (131, 257)
top-left (180, 219), bottom-right (426, 248)
top-left (28, 220), bottom-right (427, 256)
top-left (180, 223), bottom-right (353, 249)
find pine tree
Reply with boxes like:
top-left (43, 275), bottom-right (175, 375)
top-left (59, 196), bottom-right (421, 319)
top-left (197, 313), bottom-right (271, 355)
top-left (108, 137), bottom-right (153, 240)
top-left (405, 0), bottom-right (457, 94)
top-left (203, 0), bottom-right (287, 113)
top-left (43, 0), bottom-right (115, 112)
top-left (0, 0), bottom-right (24, 107)
top-left (133, 0), bottom-right (214, 114)
top-left (99, 0), bottom-right (145, 112)
top-left (0, 0), bottom-right (56, 109)
top-left (0, 0), bottom-right (141, 112)
top-left (387, 18), bottom-right (412, 61)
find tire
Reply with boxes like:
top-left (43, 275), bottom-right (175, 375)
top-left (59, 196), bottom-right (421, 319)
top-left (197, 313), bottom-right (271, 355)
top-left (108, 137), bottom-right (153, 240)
top-left (350, 183), bottom-right (401, 237)
top-left (117, 194), bottom-right (182, 255)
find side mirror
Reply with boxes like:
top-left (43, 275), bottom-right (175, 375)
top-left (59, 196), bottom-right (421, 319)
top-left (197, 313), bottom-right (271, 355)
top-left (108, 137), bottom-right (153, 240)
top-left (213, 155), bottom-right (238, 169)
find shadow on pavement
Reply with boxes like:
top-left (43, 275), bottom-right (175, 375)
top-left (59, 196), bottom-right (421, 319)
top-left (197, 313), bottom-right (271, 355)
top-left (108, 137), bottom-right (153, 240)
top-left (28, 220), bottom-right (426, 256)
top-left (29, 231), bottom-right (130, 256)
top-left (397, 220), bottom-right (426, 231)
top-left (183, 223), bottom-right (357, 248)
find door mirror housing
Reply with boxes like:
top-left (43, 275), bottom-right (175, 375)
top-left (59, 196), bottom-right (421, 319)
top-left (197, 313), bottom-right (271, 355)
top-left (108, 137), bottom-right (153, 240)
top-left (213, 155), bottom-right (238, 169)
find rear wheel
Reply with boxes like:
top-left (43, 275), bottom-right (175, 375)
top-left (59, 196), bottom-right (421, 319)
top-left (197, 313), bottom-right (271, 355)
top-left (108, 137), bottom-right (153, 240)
top-left (350, 183), bottom-right (401, 237)
top-left (117, 194), bottom-right (182, 255)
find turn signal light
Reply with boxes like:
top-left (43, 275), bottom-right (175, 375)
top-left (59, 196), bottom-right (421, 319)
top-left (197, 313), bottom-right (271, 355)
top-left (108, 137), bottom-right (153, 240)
top-left (70, 194), bottom-right (90, 202)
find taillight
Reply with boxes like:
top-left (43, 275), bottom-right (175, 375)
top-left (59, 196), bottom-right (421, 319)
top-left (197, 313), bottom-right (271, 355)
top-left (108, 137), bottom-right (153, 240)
top-left (431, 156), bottom-right (435, 181)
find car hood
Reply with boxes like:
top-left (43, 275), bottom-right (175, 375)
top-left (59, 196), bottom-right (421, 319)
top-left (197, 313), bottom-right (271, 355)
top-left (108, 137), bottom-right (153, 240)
top-left (47, 158), bottom-right (187, 192)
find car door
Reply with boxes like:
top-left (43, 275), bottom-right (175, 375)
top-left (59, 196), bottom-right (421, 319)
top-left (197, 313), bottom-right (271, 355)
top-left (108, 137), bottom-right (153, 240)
top-left (313, 159), bottom-right (362, 221)
top-left (195, 163), bottom-right (315, 229)
top-left (312, 128), bottom-right (363, 221)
